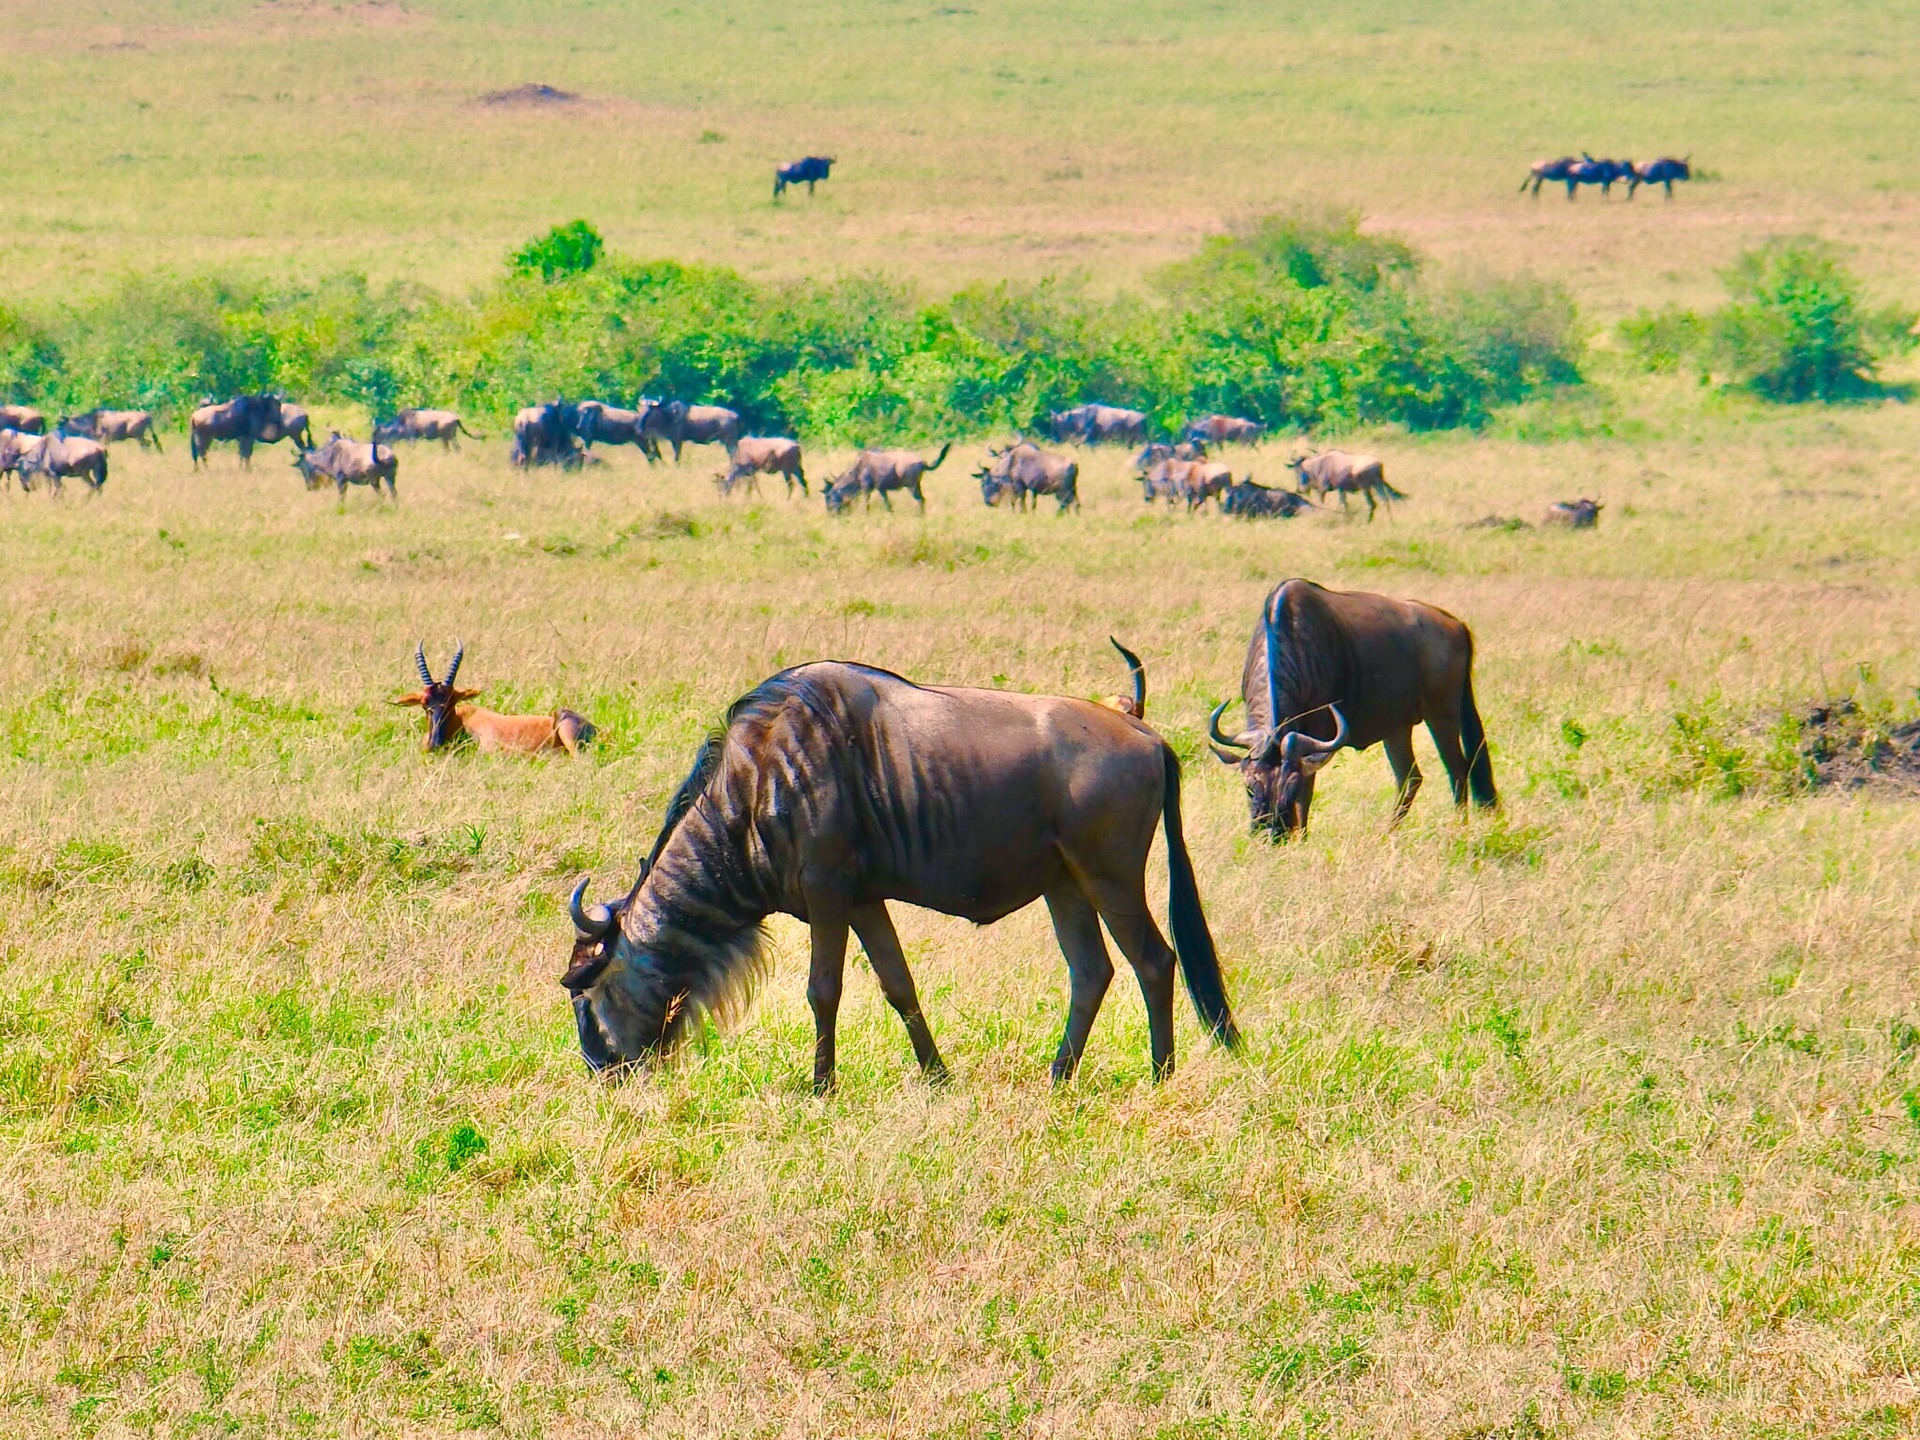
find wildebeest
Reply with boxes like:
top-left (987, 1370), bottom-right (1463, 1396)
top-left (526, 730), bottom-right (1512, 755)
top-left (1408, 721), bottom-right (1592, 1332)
top-left (1627, 156), bottom-right (1691, 200)
top-left (976, 441), bottom-right (1080, 513)
top-left (1544, 498), bottom-right (1603, 528)
top-left (1183, 414), bottom-right (1264, 447)
top-left (1, 429), bottom-right (44, 489)
top-left (1138, 457), bottom-right (1233, 511)
top-left (569, 400), bottom-right (658, 459)
top-left (393, 644), bottom-right (595, 756)
top-left (718, 436), bottom-right (806, 497)
top-left (773, 155), bottom-right (835, 199)
top-left (1220, 479), bottom-right (1313, 519)
top-left (823, 442), bottom-right (951, 514)
top-left (562, 657), bottom-right (1239, 1089)
top-left (1567, 154), bottom-right (1632, 200)
top-left (20, 433), bottom-right (108, 494)
top-left (641, 400), bottom-right (742, 461)
top-left (1208, 579), bottom-right (1497, 838)
top-left (0, 405), bottom-right (44, 434)
top-left (58, 408), bottom-right (162, 451)
top-left (371, 408), bottom-right (483, 450)
top-left (1288, 449), bottom-right (1405, 520)
top-left (1049, 404), bottom-right (1148, 446)
top-left (1131, 440), bottom-right (1205, 473)
top-left (189, 394), bottom-right (307, 469)
top-left (511, 403), bottom-right (585, 468)
top-left (293, 433), bottom-right (398, 500)
top-left (1519, 155), bottom-right (1576, 198)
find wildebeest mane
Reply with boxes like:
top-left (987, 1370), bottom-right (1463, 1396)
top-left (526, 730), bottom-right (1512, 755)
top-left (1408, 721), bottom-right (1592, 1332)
top-left (1260, 583), bottom-right (1344, 734)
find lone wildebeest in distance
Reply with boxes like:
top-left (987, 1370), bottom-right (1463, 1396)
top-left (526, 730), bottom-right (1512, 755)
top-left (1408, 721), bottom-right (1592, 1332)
top-left (0, 404), bottom-right (44, 434)
top-left (1289, 449), bottom-right (1405, 520)
top-left (718, 436), bottom-right (806, 497)
top-left (511, 403), bottom-right (586, 469)
top-left (19, 433), bottom-right (109, 494)
top-left (1544, 498), bottom-right (1603, 528)
top-left (1627, 156), bottom-right (1691, 200)
top-left (642, 400), bottom-right (742, 461)
top-left (189, 394), bottom-right (311, 469)
top-left (823, 443), bottom-right (951, 514)
top-left (1050, 404), bottom-right (1148, 446)
top-left (394, 644), bottom-right (595, 757)
top-left (773, 155), bottom-right (835, 198)
top-left (293, 433), bottom-right (398, 500)
top-left (372, 408), bottom-right (483, 450)
top-left (1220, 479), bottom-right (1313, 519)
top-left (562, 657), bottom-right (1240, 1089)
top-left (1183, 414), bottom-right (1264, 447)
top-left (1519, 156), bottom-right (1576, 198)
top-left (976, 441), bottom-right (1080, 513)
top-left (58, 409), bottom-right (162, 451)
top-left (1208, 579), bottom-right (1496, 838)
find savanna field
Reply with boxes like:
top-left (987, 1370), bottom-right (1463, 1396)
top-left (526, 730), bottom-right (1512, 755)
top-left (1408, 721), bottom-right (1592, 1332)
top-left (6, 3), bottom-right (1920, 1438)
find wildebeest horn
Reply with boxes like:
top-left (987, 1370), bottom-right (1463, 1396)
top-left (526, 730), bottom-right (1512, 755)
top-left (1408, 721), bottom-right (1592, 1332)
top-left (1282, 704), bottom-right (1350, 766)
top-left (569, 876), bottom-right (612, 934)
top-left (415, 642), bottom-right (434, 686)
top-left (444, 642), bottom-right (464, 686)
top-left (1207, 701), bottom-right (1257, 757)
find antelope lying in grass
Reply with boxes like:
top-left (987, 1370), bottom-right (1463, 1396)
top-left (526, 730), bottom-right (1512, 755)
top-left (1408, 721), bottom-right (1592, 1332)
top-left (392, 644), bottom-right (595, 756)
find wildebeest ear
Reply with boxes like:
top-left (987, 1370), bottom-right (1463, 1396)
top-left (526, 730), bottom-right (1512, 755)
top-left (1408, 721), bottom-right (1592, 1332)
top-left (560, 950), bottom-right (614, 995)
top-left (390, 691), bottom-right (427, 707)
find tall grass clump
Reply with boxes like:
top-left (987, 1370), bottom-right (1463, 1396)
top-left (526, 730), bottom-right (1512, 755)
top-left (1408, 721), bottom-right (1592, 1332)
top-left (1621, 238), bottom-right (1917, 400)
top-left (0, 212), bottom-right (1583, 440)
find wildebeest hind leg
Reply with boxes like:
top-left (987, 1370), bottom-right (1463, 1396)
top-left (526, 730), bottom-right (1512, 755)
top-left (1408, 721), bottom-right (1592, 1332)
top-left (1384, 730), bottom-right (1422, 826)
top-left (806, 908), bottom-right (851, 1093)
top-left (1078, 884), bottom-right (1178, 1081)
top-left (1426, 713), bottom-right (1472, 808)
top-left (1043, 886), bottom-right (1114, 1083)
top-left (851, 902), bottom-right (948, 1083)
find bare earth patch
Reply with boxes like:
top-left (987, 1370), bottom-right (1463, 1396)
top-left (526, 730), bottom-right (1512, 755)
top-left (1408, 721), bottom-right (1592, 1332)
top-left (478, 83), bottom-right (581, 108)
top-left (1794, 699), bottom-right (1920, 793)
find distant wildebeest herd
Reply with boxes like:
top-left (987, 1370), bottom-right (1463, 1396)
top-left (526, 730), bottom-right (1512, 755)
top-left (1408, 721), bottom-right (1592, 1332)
top-left (1521, 154), bottom-right (1693, 200)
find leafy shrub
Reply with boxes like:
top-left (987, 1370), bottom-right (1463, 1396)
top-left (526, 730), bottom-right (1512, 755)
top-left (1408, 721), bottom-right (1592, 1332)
top-left (510, 220), bottom-right (605, 282)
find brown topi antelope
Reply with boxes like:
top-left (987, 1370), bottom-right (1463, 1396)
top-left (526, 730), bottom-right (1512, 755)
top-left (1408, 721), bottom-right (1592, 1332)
top-left (562, 652), bottom-right (1239, 1090)
top-left (392, 644), bottom-right (595, 756)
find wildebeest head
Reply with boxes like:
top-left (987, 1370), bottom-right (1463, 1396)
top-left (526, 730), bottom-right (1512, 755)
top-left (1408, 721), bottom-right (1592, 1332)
top-left (390, 642), bottom-right (479, 750)
top-left (1207, 604), bottom-right (1348, 837)
top-left (562, 869), bottom-right (659, 1072)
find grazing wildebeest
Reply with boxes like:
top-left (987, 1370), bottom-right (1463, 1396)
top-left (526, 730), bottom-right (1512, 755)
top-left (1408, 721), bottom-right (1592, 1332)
top-left (718, 436), bottom-right (806, 497)
top-left (773, 155), bottom-right (835, 198)
top-left (58, 409), bottom-right (162, 451)
top-left (1131, 440), bottom-right (1205, 473)
top-left (1626, 156), bottom-right (1691, 200)
top-left (393, 644), bottom-right (595, 756)
top-left (511, 403), bottom-right (585, 469)
top-left (976, 441), bottom-right (1080, 513)
top-left (1567, 154), bottom-right (1631, 200)
top-left (1050, 404), bottom-right (1148, 446)
top-left (561, 657), bottom-right (1240, 1089)
top-left (822, 442), bottom-right (951, 514)
top-left (1183, 414), bottom-right (1264, 447)
top-left (1288, 449), bottom-right (1405, 521)
top-left (1220, 479), bottom-right (1312, 519)
top-left (0, 405), bottom-right (44, 434)
top-left (1544, 498), bottom-right (1603, 528)
top-left (293, 433), bottom-right (399, 499)
top-left (20, 433), bottom-right (108, 494)
top-left (1208, 579), bottom-right (1496, 838)
top-left (642, 400), bottom-right (742, 461)
top-left (1, 429), bottom-right (45, 489)
top-left (371, 408), bottom-right (483, 450)
top-left (569, 400), bottom-right (658, 459)
top-left (1519, 155), bottom-right (1576, 198)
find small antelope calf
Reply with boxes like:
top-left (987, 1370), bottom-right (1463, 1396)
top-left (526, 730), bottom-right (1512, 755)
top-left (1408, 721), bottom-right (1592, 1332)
top-left (393, 644), bottom-right (595, 756)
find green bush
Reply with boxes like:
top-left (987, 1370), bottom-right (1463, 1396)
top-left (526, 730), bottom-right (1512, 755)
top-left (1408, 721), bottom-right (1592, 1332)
top-left (509, 220), bottom-right (604, 283)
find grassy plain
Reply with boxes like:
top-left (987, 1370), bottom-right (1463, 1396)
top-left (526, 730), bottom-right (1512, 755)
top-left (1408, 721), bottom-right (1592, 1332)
top-left (4, 397), bottom-right (1920, 1437)
top-left (4, 0), bottom-right (1920, 313)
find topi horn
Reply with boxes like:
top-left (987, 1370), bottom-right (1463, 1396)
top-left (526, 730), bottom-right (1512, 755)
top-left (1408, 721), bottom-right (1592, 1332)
top-left (415, 642), bottom-right (434, 686)
top-left (444, 642), bottom-right (464, 687)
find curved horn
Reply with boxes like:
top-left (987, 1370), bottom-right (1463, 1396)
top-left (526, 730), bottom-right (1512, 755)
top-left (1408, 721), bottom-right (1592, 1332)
top-left (415, 642), bottom-right (433, 686)
top-left (1207, 700), bottom-right (1256, 751)
top-left (569, 876), bottom-right (613, 936)
top-left (444, 642), bottom-right (464, 687)
top-left (1283, 704), bottom-right (1350, 764)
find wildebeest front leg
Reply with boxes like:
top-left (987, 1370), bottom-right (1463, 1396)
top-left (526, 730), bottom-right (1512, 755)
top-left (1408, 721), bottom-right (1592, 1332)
top-left (850, 902), bottom-right (948, 1083)
top-left (807, 910), bottom-right (850, 1093)
top-left (1383, 729), bottom-right (1423, 826)
top-left (1044, 886), bottom-right (1113, 1083)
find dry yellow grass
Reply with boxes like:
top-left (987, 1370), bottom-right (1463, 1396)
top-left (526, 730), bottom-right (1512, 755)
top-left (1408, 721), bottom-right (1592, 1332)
top-left (4, 397), bottom-right (1919, 1436)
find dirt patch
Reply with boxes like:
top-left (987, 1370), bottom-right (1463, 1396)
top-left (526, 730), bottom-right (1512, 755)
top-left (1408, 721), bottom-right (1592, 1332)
top-left (1463, 514), bottom-right (1532, 532)
top-left (1792, 699), bottom-right (1920, 794)
top-left (479, 83), bottom-right (581, 108)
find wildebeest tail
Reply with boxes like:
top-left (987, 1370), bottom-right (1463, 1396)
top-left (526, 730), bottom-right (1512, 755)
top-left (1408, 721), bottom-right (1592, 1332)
top-left (1110, 636), bottom-right (1145, 717)
top-left (1459, 668), bottom-right (1498, 808)
top-left (1378, 477), bottom-right (1408, 500)
top-left (457, 419), bottom-right (484, 440)
top-left (923, 441), bottom-right (952, 473)
top-left (1159, 744), bottom-right (1240, 1049)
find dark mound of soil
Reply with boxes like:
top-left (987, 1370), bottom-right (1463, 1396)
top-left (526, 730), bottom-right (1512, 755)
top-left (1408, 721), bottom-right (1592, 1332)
top-left (480, 83), bottom-right (580, 107)
top-left (1795, 699), bottom-right (1920, 794)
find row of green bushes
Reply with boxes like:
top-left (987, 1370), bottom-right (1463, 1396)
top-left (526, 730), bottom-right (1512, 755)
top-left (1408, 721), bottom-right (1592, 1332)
top-left (0, 214), bottom-right (1582, 443)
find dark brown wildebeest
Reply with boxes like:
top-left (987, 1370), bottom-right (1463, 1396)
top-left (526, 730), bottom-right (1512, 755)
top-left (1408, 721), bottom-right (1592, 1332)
top-left (511, 403), bottom-right (585, 469)
top-left (773, 155), bottom-right (835, 198)
top-left (718, 436), bottom-right (806, 497)
top-left (58, 409), bottom-right (162, 451)
top-left (293, 433), bottom-right (398, 499)
top-left (393, 644), bottom-right (594, 756)
top-left (0, 405), bottom-right (46, 434)
top-left (1208, 579), bottom-right (1496, 838)
top-left (372, 408), bottom-right (483, 450)
top-left (189, 394), bottom-right (271, 469)
top-left (642, 400), bottom-right (742, 461)
top-left (1544, 498), bottom-right (1603, 528)
top-left (1566, 154), bottom-right (1632, 200)
top-left (1626, 156), bottom-right (1691, 200)
top-left (976, 441), bottom-right (1080, 513)
top-left (561, 657), bottom-right (1240, 1089)
top-left (20, 433), bottom-right (108, 494)
top-left (570, 401), bottom-right (657, 459)
top-left (822, 442), bottom-right (951, 514)
top-left (1220, 479), bottom-right (1312, 519)
top-left (1288, 449), bottom-right (1405, 521)
top-left (1183, 414), bottom-right (1264, 447)
top-left (1131, 440), bottom-right (1205, 473)
top-left (1050, 404), bottom-right (1148, 446)
top-left (1519, 155), bottom-right (1576, 198)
